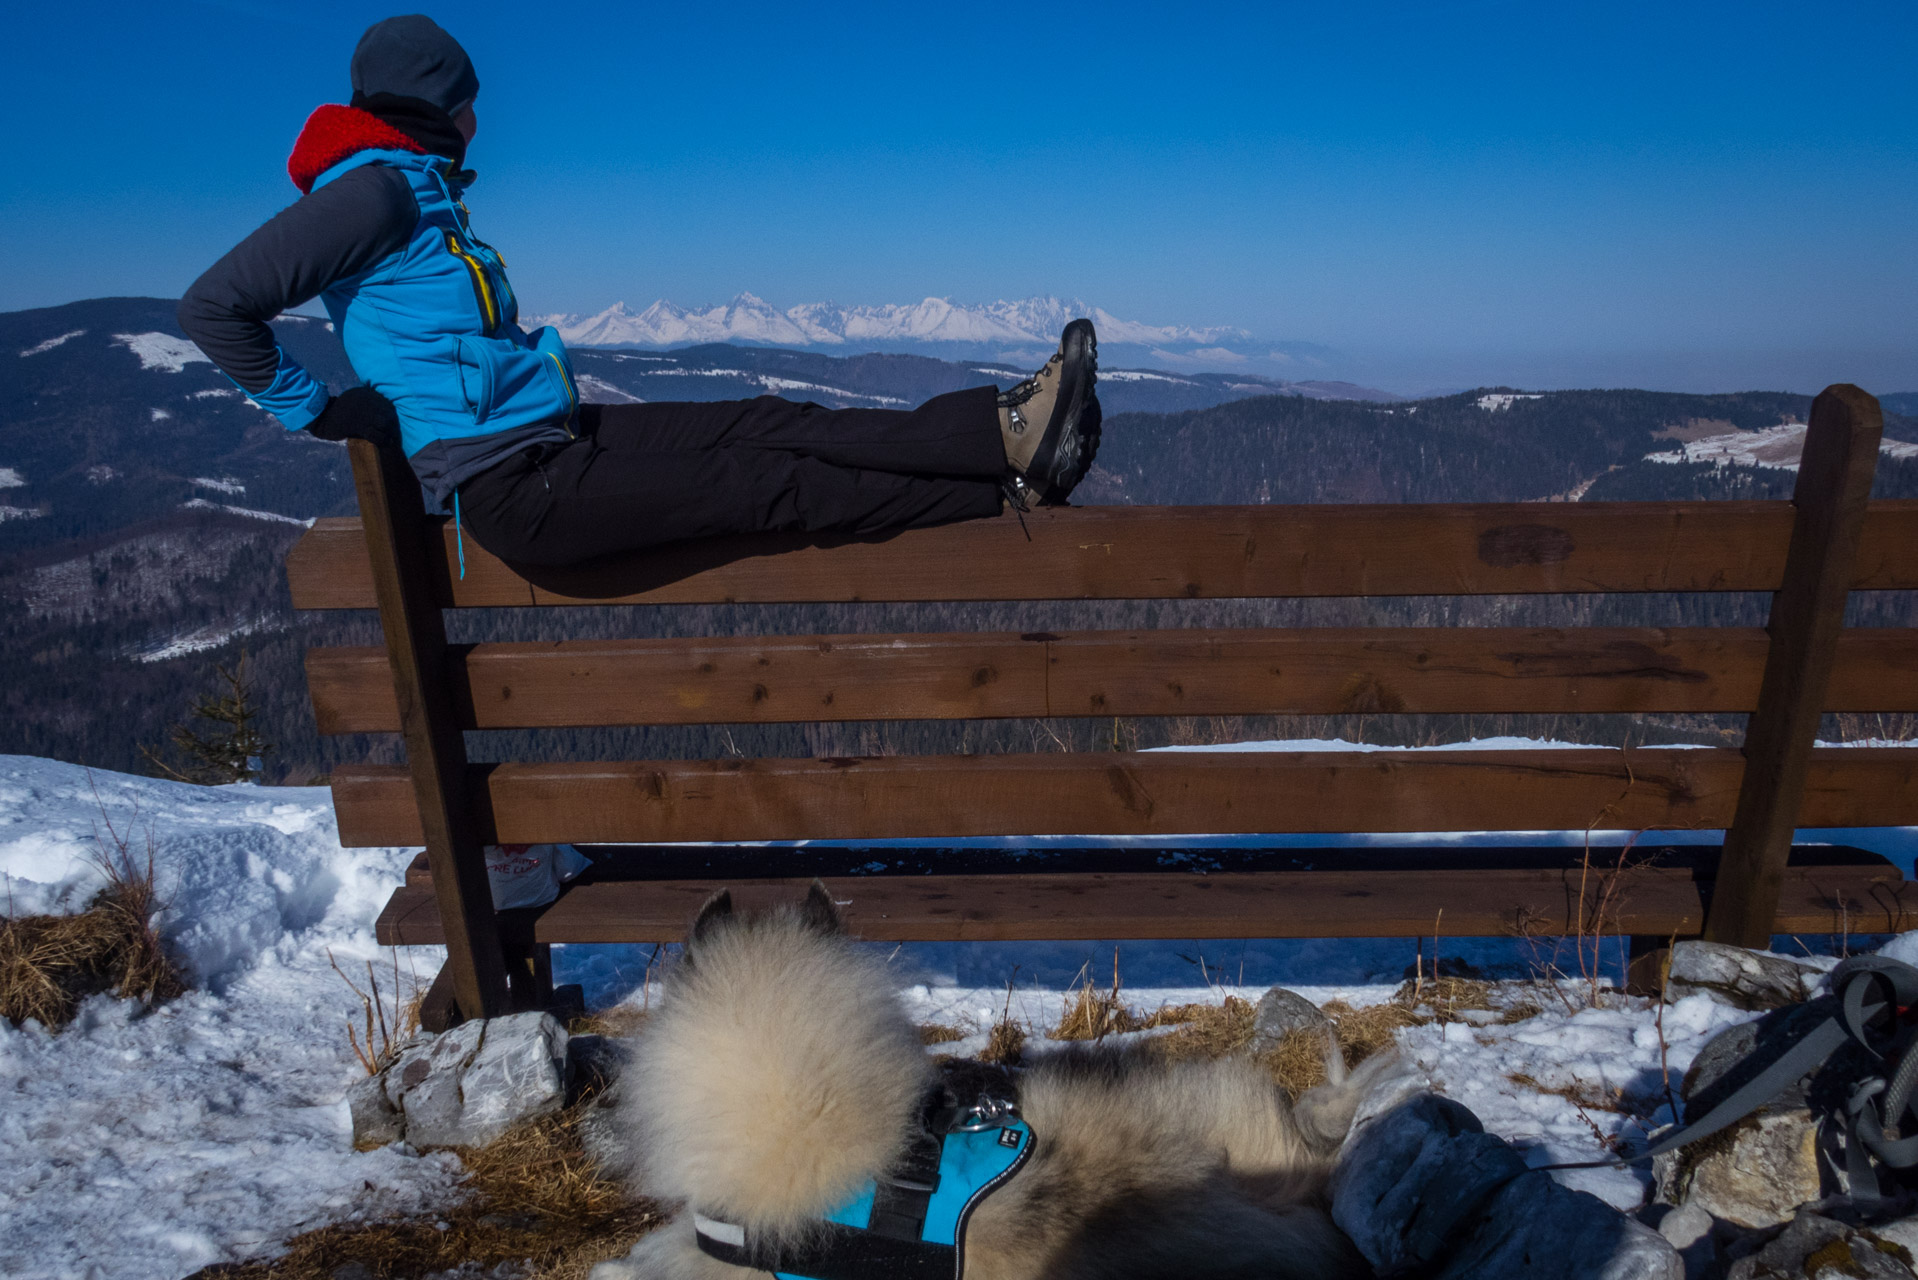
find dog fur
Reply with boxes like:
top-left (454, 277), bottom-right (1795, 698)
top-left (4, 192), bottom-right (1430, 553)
top-left (592, 884), bottom-right (1380, 1279)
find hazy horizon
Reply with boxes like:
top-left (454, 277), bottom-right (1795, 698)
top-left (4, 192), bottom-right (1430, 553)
top-left (4, 1), bottom-right (1912, 396)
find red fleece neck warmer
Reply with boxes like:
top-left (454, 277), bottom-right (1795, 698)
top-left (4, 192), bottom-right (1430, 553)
top-left (287, 104), bottom-right (426, 194)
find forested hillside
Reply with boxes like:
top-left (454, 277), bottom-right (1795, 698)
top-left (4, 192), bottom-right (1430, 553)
top-left (3, 298), bottom-right (1914, 778)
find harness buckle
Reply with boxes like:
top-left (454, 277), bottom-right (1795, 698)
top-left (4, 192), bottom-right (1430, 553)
top-left (948, 1096), bottom-right (1018, 1133)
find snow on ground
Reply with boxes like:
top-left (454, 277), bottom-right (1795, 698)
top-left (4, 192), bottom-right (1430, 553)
top-left (133, 615), bottom-right (281, 664)
top-left (1150, 733), bottom-right (1645, 754)
top-left (0, 467), bottom-right (24, 488)
top-left (190, 476), bottom-right (245, 496)
top-left (1645, 420), bottom-right (1918, 470)
top-left (178, 497), bottom-right (313, 527)
top-left (1477, 392), bottom-right (1544, 410)
top-left (19, 329), bottom-right (84, 358)
top-left (110, 333), bottom-right (210, 374)
top-left (573, 374), bottom-right (643, 404)
top-left (0, 758), bottom-right (461, 1280)
top-left (3, 748), bottom-right (1916, 1276)
top-left (0, 504), bottom-right (44, 522)
top-left (1098, 370), bottom-right (1192, 384)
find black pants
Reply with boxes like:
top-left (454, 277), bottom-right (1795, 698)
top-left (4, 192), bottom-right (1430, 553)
top-left (457, 387), bottom-right (1007, 566)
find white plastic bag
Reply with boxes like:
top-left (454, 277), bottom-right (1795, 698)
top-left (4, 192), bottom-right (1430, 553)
top-left (484, 842), bottom-right (590, 910)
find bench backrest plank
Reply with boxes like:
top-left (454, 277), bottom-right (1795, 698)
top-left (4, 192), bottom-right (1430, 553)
top-left (287, 499), bottom-right (1918, 609)
top-left (303, 626), bottom-right (1918, 733)
top-left (289, 385), bottom-right (1916, 1020)
top-left (325, 746), bottom-right (1918, 848)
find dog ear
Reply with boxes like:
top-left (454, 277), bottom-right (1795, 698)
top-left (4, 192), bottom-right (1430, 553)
top-left (797, 879), bottom-right (842, 935)
top-left (688, 888), bottom-right (735, 949)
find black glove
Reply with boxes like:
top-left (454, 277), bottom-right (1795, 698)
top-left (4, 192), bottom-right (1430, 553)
top-left (306, 386), bottom-right (401, 449)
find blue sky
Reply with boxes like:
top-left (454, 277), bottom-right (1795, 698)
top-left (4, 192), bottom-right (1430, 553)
top-left (2, 0), bottom-right (1914, 392)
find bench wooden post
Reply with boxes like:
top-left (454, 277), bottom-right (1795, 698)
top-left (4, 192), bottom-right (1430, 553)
top-left (1704, 385), bottom-right (1884, 948)
top-left (347, 439), bottom-right (512, 1023)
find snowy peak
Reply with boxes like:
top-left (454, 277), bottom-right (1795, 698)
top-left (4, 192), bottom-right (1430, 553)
top-left (532, 295), bottom-right (1256, 354)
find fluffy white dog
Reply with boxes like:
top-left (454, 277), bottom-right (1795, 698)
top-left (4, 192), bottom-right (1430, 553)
top-left (592, 884), bottom-right (1382, 1280)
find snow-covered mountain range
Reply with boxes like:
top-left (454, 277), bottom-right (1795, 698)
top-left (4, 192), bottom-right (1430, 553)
top-left (531, 293), bottom-right (1323, 370)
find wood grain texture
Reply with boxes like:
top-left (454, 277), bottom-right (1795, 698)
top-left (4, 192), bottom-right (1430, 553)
top-left (304, 627), bottom-right (1918, 733)
top-left (1707, 386), bottom-right (1887, 947)
top-left (328, 746), bottom-right (1918, 847)
top-left (374, 860), bottom-right (1912, 945)
top-left (345, 440), bottom-right (512, 1019)
top-left (285, 500), bottom-right (1918, 609)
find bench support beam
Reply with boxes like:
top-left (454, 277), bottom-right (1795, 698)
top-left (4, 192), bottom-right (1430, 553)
top-left (1706, 386), bottom-right (1885, 947)
top-left (349, 439), bottom-right (515, 1021)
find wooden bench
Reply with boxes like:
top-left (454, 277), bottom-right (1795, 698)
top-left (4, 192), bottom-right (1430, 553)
top-left (285, 383), bottom-right (1918, 1025)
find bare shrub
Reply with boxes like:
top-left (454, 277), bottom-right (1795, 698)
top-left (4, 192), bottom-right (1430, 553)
top-left (1, 810), bottom-right (184, 1030)
top-left (328, 950), bottom-right (421, 1076)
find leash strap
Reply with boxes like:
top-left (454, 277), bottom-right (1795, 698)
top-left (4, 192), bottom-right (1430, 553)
top-left (1536, 956), bottom-right (1918, 1181)
top-left (695, 1217), bottom-right (955, 1280)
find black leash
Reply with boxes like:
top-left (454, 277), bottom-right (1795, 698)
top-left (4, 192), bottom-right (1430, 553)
top-left (1537, 956), bottom-right (1918, 1191)
top-left (1388, 957), bottom-right (1918, 1274)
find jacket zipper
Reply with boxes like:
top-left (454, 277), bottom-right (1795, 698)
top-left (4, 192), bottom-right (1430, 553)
top-left (458, 202), bottom-right (520, 319)
top-left (444, 230), bottom-right (500, 333)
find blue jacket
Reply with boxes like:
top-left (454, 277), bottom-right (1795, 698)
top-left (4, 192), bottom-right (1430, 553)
top-left (307, 148), bottom-right (578, 453)
top-left (179, 105), bottom-right (578, 503)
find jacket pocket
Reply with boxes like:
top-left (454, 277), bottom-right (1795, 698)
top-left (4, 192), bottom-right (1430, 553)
top-left (451, 336), bottom-right (495, 420)
top-left (532, 329), bottom-right (578, 420)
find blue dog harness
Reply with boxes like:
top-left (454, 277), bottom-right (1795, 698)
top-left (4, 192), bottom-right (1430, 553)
top-left (693, 1081), bottom-right (1034, 1280)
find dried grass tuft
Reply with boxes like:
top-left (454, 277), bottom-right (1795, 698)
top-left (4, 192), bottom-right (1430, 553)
top-left (570, 1006), bottom-right (650, 1039)
top-left (1, 829), bottom-right (185, 1030)
top-left (1256, 1000), bottom-right (1430, 1096)
top-left (1143, 997), bottom-right (1257, 1059)
top-left (328, 951), bottom-right (420, 1077)
top-left (980, 1017), bottom-right (1027, 1065)
top-left (1393, 976), bottom-right (1496, 1021)
top-left (201, 1104), bottom-right (659, 1280)
top-left (1051, 983), bottom-right (1138, 1040)
top-left (918, 1022), bottom-right (967, 1046)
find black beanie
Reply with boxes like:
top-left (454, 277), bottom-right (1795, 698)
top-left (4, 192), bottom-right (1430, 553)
top-left (350, 15), bottom-right (479, 114)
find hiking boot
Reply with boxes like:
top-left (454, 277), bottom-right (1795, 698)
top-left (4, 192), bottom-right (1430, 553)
top-left (998, 319), bottom-right (1101, 504)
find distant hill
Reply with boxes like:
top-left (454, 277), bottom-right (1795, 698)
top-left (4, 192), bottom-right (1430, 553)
top-left (1083, 387), bottom-right (1918, 507)
top-left (2, 296), bottom-right (1913, 778)
top-left (0, 296), bottom-right (1394, 563)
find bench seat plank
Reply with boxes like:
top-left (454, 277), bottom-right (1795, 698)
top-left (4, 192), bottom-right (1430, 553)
top-left (374, 861), bottom-right (1912, 945)
top-left (330, 747), bottom-right (1918, 847)
top-left (286, 501), bottom-right (1918, 609)
top-left (307, 627), bottom-right (1918, 732)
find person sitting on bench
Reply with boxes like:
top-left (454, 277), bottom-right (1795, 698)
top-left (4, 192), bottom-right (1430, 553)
top-left (178, 15), bottom-right (1101, 568)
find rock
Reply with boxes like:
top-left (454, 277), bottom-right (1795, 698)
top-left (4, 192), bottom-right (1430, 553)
top-left (1651, 1203), bottom-right (1720, 1280)
top-left (329, 1265), bottom-right (377, 1280)
top-left (1331, 1093), bottom-right (1681, 1279)
top-left (389, 1019), bottom-right (489, 1149)
top-left (1665, 941), bottom-right (1814, 1011)
top-left (454, 1012), bottom-right (570, 1147)
top-left (1656, 1202), bottom-right (1713, 1249)
top-left (1725, 1209), bottom-right (1917, 1280)
top-left (566, 1032), bottom-right (628, 1101)
top-left (576, 1077), bottom-right (628, 1175)
top-left (355, 1012), bottom-right (571, 1150)
top-left (1655, 1110), bottom-right (1822, 1230)
top-left (345, 1072), bottom-right (403, 1149)
top-left (1249, 986), bottom-right (1332, 1053)
top-left (1878, 1214), bottom-right (1918, 1259)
